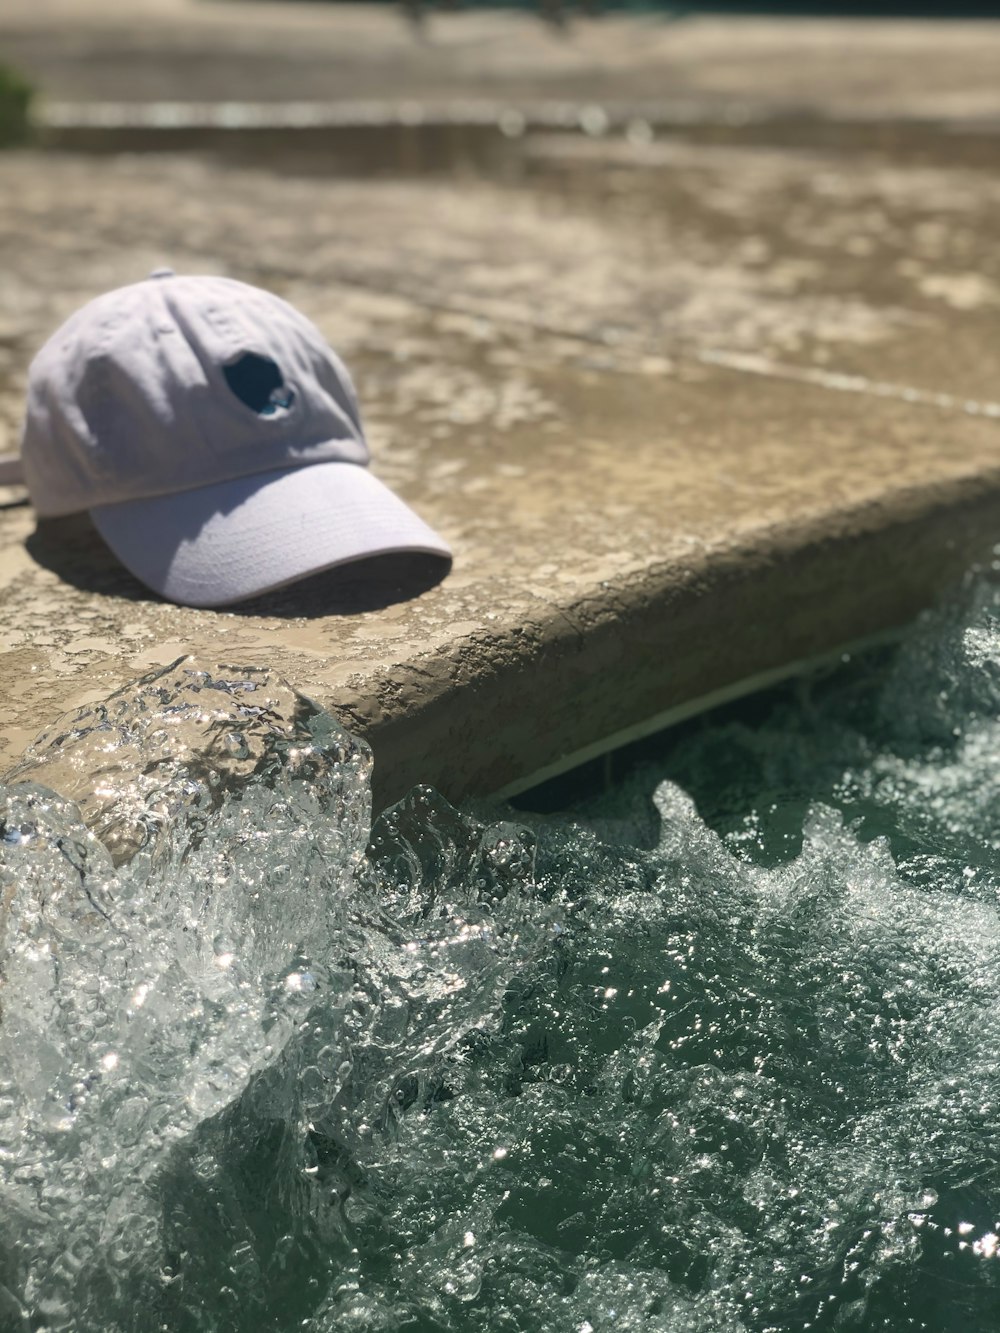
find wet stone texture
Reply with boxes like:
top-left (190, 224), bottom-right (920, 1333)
top-left (3, 4), bottom-right (1000, 805)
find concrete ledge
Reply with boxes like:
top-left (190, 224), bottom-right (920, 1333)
top-left (5, 459), bottom-right (1000, 811)
top-left (5, 13), bottom-right (1000, 809)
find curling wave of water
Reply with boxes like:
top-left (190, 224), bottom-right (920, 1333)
top-left (3, 573), bottom-right (1000, 1331)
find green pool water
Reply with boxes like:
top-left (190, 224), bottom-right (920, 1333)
top-left (3, 567), bottom-right (1000, 1331)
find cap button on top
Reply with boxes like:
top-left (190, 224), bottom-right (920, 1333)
top-left (148, 267), bottom-right (175, 279)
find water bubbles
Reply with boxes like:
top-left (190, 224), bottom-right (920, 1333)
top-left (223, 730), bottom-right (250, 759)
top-left (5, 601), bottom-right (1000, 1328)
top-left (1, 821), bottom-right (34, 846)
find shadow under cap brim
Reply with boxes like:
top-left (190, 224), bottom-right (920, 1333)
top-left (89, 460), bottom-right (452, 609)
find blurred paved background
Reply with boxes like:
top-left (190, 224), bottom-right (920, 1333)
top-left (6, 0), bottom-right (1000, 117)
top-left (2, 1), bottom-right (1000, 806)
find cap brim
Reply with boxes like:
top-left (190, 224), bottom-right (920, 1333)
top-left (90, 461), bottom-right (452, 608)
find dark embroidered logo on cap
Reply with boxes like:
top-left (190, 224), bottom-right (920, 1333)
top-left (223, 353), bottom-right (295, 416)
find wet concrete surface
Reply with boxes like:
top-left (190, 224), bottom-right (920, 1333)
top-left (3, 6), bottom-right (1000, 806)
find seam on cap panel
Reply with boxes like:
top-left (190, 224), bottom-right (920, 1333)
top-left (75, 301), bottom-right (136, 486)
top-left (273, 310), bottom-right (364, 448)
top-left (160, 287), bottom-right (244, 479)
top-left (202, 303), bottom-right (245, 355)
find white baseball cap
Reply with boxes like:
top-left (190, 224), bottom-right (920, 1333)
top-left (4, 269), bottom-right (451, 608)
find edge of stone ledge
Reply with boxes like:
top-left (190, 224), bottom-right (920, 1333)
top-left (3, 471), bottom-right (1000, 819)
top-left (341, 470), bottom-right (1000, 812)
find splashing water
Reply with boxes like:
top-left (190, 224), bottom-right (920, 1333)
top-left (3, 574), bottom-right (1000, 1331)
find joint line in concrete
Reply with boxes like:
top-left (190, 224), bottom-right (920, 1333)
top-left (698, 348), bottom-right (1000, 422)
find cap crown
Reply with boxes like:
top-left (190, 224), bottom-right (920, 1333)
top-left (22, 273), bottom-right (369, 517)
